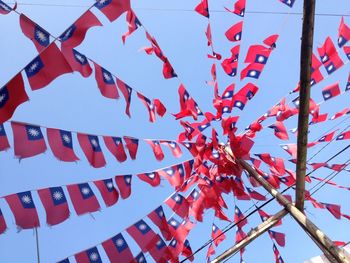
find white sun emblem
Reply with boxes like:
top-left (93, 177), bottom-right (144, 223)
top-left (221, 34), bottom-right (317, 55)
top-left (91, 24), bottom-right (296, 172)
top-left (337, 135), bottom-right (344, 140)
top-left (223, 107), bottom-right (229, 112)
top-left (106, 182), bottom-right (114, 189)
top-left (178, 167), bottom-right (184, 175)
top-left (323, 93), bottom-right (331, 99)
top-left (166, 169), bottom-right (174, 175)
top-left (89, 252), bottom-right (99, 261)
top-left (53, 191), bottom-right (63, 201)
top-left (90, 139), bottom-right (98, 148)
top-left (36, 30), bottom-right (47, 42)
top-left (170, 220), bottom-right (177, 226)
top-left (184, 143), bottom-right (190, 148)
top-left (327, 64), bottom-right (334, 72)
top-left (321, 55), bottom-right (328, 62)
top-left (28, 128), bottom-right (40, 137)
top-left (236, 101), bottom-right (242, 107)
top-left (193, 191), bottom-right (198, 198)
top-left (282, 146), bottom-right (288, 150)
top-left (138, 256), bottom-right (144, 263)
top-left (171, 240), bottom-right (177, 246)
top-left (224, 91), bottom-right (231, 98)
top-left (174, 195), bottom-right (181, 202)
top-left (156, 240), bottom-right (162, 246)
top-left (148, 173), bottom-right (155, 179)
top-left (212, 225), bottom-right (216, 231)
top-left (169, 142), bottom-right (176, 148)
top-left (0, 93), bottom-right (6, 103)
top-left (63, 28), bottom-right (73, 39)
top-left (29, 61), bottom-right (39, 72)
top-left (125, 177), bottom-right (131, 184)
top-left (21, 195), bottom-right (31, 204)
top-left (257, 56), bottom-right (265, 63)
top-left (103, 72), bottom-right (112, 82)
top-left (338, 37), bottom-right (343, 44)
top-left (81, 187), bottom-right (90, 195)
top-left (75, 53), bottom-right (85, 63)
top-left (138, 223), bottom-right (147, 230)
top-left (249, 70), bottom-right (257, 77)
top-left (62, 134), bottom-right (71, 143)
top-left (235, 34), bottom-right (241, 41)
top-left (116, 238), bottom-right (124, 247)
top-left (98, 0), bottom-right (108, 4)
top-left (158, 210), bottom-right (164, 217)
top-left (0, 3), bottom-right (10, 11)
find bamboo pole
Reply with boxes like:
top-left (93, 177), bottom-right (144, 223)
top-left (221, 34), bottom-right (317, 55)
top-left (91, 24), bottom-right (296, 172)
top-left (236, 157), bottom-right (350, 263)
top-left (295, 0), bottom-right (316, 211)
top-left (211, 209), bottom-right (288, 263)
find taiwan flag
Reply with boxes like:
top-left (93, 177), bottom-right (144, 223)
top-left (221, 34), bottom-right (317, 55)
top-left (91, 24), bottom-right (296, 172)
top-left (126, 219), bottom-right (158, 252)
top-left (0, 0), bottom-right (16, 15)
top-left (240, 63), bottom-right (264, 80)
top-left (59, 10), bottom-right (102, 48)
top-left (61, 47), bottom-right (92, 78)
top-left (182, 240), bottom-right (194, 262)
top-left (122, 9), bottom-right (141, 43)
top-left (0, 73), bottom-right (29, 124)
top-left (5, 191), bottom-right (40, 229)
top-left (234, 205), bottom-right (247, 228)
top-left (0, 208), bottom-right (6, 234)
top-left (211, 224), bottom-right (226, 247)
top-left (264, 34), bottom-right (279, 49)
top-left (11, 122), bottom-right (47, 159)
top-left (160, 140), bottom-right (182, 158)
top-left (344, 46), bottom-right (350, 60)
top-left (94, 0), bottom-right (130, 22)
top-left (158, 165), bottom-right (184, 188)
top-left (19, 14), bottom-right (50, 52)
top-left (24, 42), bottom-right (73, 90)
top-left (225, 0), bottom-right (246, 17)
top-left (244, 45), bottom-right (271, 64)
top-left (133, 252), bottom-right (147, 263)
top-left (322, 82), bottom-right (341, 101)
top-left (137, 171), bottom-right (161, 187)
top-left (336, 131), bottom-right (350, 140)
top-left (165, 193), bottom-right (189, 218)
top-left (148, 206), bottom-right (171, 240)
top-left (102, 233), bottom-right (134, 262)
top-left (93, 62), bottom-right (119, 99)
top-left (246, 187), bottom-right (266, 201)
top-left (94, 178), bottom-right (119, 207)
top-left (123, 136), bottom-right (139, 159)
top-left (47, 128), bottom-right (79, 162)
top-left (221, 56), bottom-right (238, 77)
top-left (67, 183), bottom-right (100, 215)
top-left (338, 17), bottom-right (350, 48)
top-left (322, 202), bottom-right (341, 219)
top-left (279, 0), bottom-right (295, 7)
top-left (0, 124), bottom-right (10, 151)
top-left (137, 92), bottom-right (156, 122)
top-left (194, 0), bottom-right (209, 18)
top-left (75, 247), bottom-right (102, 263)
top-left (116, 77), bottom-right (133, 117)
top-left (145, 140), bottom-right (164, 161)
top-left (317, 37), bottom-right (344, 74)
top-left (268, 121), bottom-right (289, 140)
top-left (37, 186), bottom-right (70, 226)
top-left (268, 230), bottom-right (285, 247)
top-left (77, 133), bottom-right (106, 168)
top-left (115, 175), bottom-right (132, 199)
top-left (103, 136), bottom-right (127, 163)
top-left (148, 235), bottom-right (171, 262)
top-left (225, 21), bottom-right (243, 42)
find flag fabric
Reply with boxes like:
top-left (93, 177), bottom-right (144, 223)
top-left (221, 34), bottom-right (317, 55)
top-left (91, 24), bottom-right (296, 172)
top-left (133, 252), bottom-right (147, 263)
top-left (246, 187), bottom-right (266, 201)
top-left (279, 0), bottom-right (295, 7)
top-left (225, 21), bottom-right (243, 42)
top-left (19, 14), bottom-right (50, 52)
top-left (234, 205), bottom-right (247, 228)
top-left (61, 47), bottom-right (92, 78)
top-left (344, 46), bottom-right (350, 60)
top-left (37, 187), bottom-right (70, 226)
top-left (137, 171), bottom-right (161, 187)
top-left (148, 206), bottom-right (172, 240)
top-left (317, 37), bottom-right (344, 74)
top-left (322, 82), bottom-right (341, 101)
top-left (221, 51), bottom-right (239, 77)
top-left (126, 219), bottom-right (158, 252)
top-left (0, 208), bottom-right (6, 234)
top-left (0, 0), bottom-right (16, 15)
top-left (160, 140), bottom-right (182, 158)
top-left (122, 9), bottom-right (141, 43)
top-left (318, 130), bottom-right (337, 142)
top-left (116, 77), bottom-right (133, 117)
top-left (211, 223), bottom-right (226, 247)
top-left (67, 183), bottom-right (100, 215)
top-left (173, 84), bottom-right (202, 120)
top-left (225, 0), bottom-right (246, 17)
top-left (280, 144), bottom-right (297, 158)
top-left (94, 178), bottom-right (119, 207)
top-left (346, 73), bottom-right (350, 90)
top-left (268, 121), bottom-right (289, 140)
top-left (182, 239), bottom-right (194, 261)
top-left (137, 92), bottom-right (156, 122)
top-left (153, 98), bottom-right (167, 117)
top-left (240, 63), bottom-right (264, 80)
top-left (268, 230), bottom-right (286, 247)
top-left (103, 136), bottom-right (127, 163)
top-left (77, 133), bottom-right (106, 168)
top-left (11, 122), bottom-right (47, 159)
top-left (59, 10), bottom-right (102, 48)
top-left (47, 128), bottom-right (79, 162)
top-left (165, 192), bottom-right (189, 218)
top-left (75, 247), bottom-right (102, 263)
top-left (338, 17), bottom-right (350, 48)
top-left (158, 164), bottom-right (184, 188)
top-left (148, 234), bottom-right (171, 262)
top-left (194, 0), bottom-right (209, 18)
top-left (5, 191), bottom-right (40, 229)
top-left (336, 130), bottom-right (350, 140)
top-left (0, 73), bottom-right (29, 124)
top-left (272, 244), bottom-right (284, 263)
top-left (244, 45), bottom-right (271, 64)
top-left (145, 140), bottom-right (164, 161)
top-left (123, 136), bottom-right (139, 159)
top-left (330, 107), bottom-right (350, 120)
top-left (24, 42), bottom-right (73, 90)
top-left (322, 203), bottom-right (342, 219)
top-left (263, 34), bottom-right (279, 49)
top-left (115, 175), bottom-right (132, 199)
top-left (93, 62), bottom-right (119, 99)
top-left (94, 0), bottom-right (130, 22)
top-left (102, 233), bottom-right (134, 262)
top-left (0, 124), bottom-right (10, 151)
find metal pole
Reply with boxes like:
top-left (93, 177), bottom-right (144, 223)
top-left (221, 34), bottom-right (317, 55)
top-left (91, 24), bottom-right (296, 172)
top-left (211, 209), bottom-right (288, 263)
top-left (35, 228), bottom-right (40, 263)
top-left (295, 0), bottom-right (316, 211)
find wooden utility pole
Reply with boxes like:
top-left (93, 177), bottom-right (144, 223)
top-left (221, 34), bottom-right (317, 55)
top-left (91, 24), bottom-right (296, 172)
top-left (211, 209), bottom-right (288, 263)
top-left (295, 0), bottom-right (316, 211)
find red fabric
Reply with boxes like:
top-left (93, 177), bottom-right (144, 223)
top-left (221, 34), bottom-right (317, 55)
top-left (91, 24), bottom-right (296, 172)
top-left (75, 247), bottom-right (101, 263)
top-left (93, 62), bottom-right (119, 99)
top-left (94, 179), bottom-right (119, 207)
top-left (225, 21), bottom-right (243, 42)
top-left (322, 82), bottom-right (341, 101)
top-left (0, 209), bottom-right (6, 234)
top-left (263, 34), bottom-right (279, 48)
top-left (94, 0), bottom-right (130, 22)
top-left (67, 183), bottom-right (100, 215)
top-left (268, 121), bottom-right (289, 140)
top-left (47, 128), bottom-right (79, 162)
top-left (194, 0), bottom-right (209, 18)
top-left (0, 73), bottom-right (28, 124)
top-left (234, 205), bottom-right (247, 228)
top-left (126, 219), bottom-right (158, 252)
top-left (240, 63), bottom-right (265, 80)
top-left (160, 140), bottom-right (182, 158)
top-left (165, 193), bottom-right (189, 218)
top-left (102, 233), bottom-right (134, 262)
top-left (122, 9), bottom-right (141, 43)
top-left (137, 171), bottom-right (161, 187)
top-left (317, 37), bottom-right (344, 74)
top-left (154, 99), bottom-right (167, 117)
top-left (0, 124), bottom-right (10, 151)
top-left (148, 206), bottom-right (172, 241)
top-left (123, 136), bottom-right (139, 159)
top-left (103, 136), bottom-right (127, 162)
top-left (244, 45), bottom-right (271, 64)
top-left (338, 17), bottom-right (350, 47)
top-left (116, 77), bottom-right (133, 117)
top-left (173, 84), bottom-right (202, 120)
top-left (145, 139), bottom-right (165, 161)
top-left (61, 47), bottom-right (92, 78)
top-left (268, 230), bottom-right (285, 247)
top-left (148, 235), bottom-right (171, 263)
top-left (115, 175), bottom-right (132, 199)
top-left (77, 133), bottom-right (106, 168)
top-left (211, 223), bottom-right (226, 247)
top-left (137, 92), bottom-right (156, 122)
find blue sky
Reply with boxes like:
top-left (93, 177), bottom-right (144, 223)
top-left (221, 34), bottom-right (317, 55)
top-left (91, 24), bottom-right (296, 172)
top-left (0, 0), bottom-right (349, 262)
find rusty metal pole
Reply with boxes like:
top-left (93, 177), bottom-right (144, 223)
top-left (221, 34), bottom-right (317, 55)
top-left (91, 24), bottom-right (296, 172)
top-left (295, 0), bottom-right (316, 211)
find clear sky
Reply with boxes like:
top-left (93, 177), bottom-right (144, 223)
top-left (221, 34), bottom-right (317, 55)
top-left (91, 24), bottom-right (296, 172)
top-left (0, 0), bottom-right (349, 262)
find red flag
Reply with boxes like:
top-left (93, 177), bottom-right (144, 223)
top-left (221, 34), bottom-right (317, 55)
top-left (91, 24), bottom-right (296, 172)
top-left (115, 175), bottom-right (132, 199)
top-left (235, 227), bottom-right (247, 243)
top-left (0, 0), bottom-right (16, 15)
top-left (344, 46), bottom-right (350, 60)
top-left (268, 121), bottom-right (289, 140)
top-left (145, 139), bottom-right (165, 161)
top-left (148, 206), bottom-right (172, 240)
top-left (322, 202), bottom-right (341, 219)
top-left (240, 63), bottom-right (265, 80)
top-left (338, 17), bottom-right (350, 48)
top-left (122, 9), bottom-right (141, 43)
top-left (102, 233), bottom-right (134, 262)
top-left (0, 73), bottom-right (29, 124)
top-left (322, 82), bottom-right (341, 101)
top-left (5, 191), bottom-right (40, 229)
top-left (234, 205), bottom-right (247, 228)
top-left (37, 187), bottom-right (70, 226)
top-left (244, 45), bottom-right (271, 64)
top-left (207, 243), bottom-right (215, 259)
top-left (158, 164), bottom-right (184, 188)
top-left (12, 122), bottom-right (47, 159)
top-left (153, 98), bottom-right (167, 117)
top-left (318, 130), bottom-right (337, 142)
top-left (182, 240), bottom-right (194, 262)
top-left (268, 230), bottom-right (285, 247)
top-left (77, 133), bottom-right (106, 168)
top-left (94, 0), bottom-right (130, 22)
top-left (272, 244), bottom-right (284, 263)
top-left (116, 77), bottom-right (133, 117)
top-left (225, 21), bottom-right (243, 42)
top-left (123, 136), bottom-right (139, 159)
top-left (148, 235), bottom-right (172, 262)
top-left (167, 217), bottom-right (193, 243)
top-left (94, 178), bottom-right (119, 207)
top-left (126, 220), bottom-right (158, 252)
top-left (336, 130), bottom-right (350, 140)
top-left (165, 192), bottom-right (189, 218)
top-left (61, 47), bottom-right (92, 78)
top-left (0, 124), bottom-right (10, 151)
top-left (225, 0), bottom-right (246, 17)
top-left (47, 128), bottom-right (79, 162)
top-left (103, 136), bottom-right (127, 162)
top-left (137, 92), bottom-right (156, 122)
top-left (75, 247), bottom-right (102, 263)
top-left (67, 183), bottom-right (100, 215)
top-left (330, 107), bottom-right (350, 120)
top-left (173, 84), bottom-right (202, 120)
top-left (211, 223), bottom-right (226, 247)
top-left (93, 62), bottom-right (119, 99)
top-left (0, 208), bottom-right (6, 234)
top-left (263, 34), bottom-right (279, 49)
top-left (280, 144), bottom-right (297, 158)
top-left (246, 187), bottom-right (266, 201)
top-left (195, 0), bottom-right (209, 18)
top-left (317, 37), bottom-right (344, 74)
top-left (160, 140), bottom-right (182, 158)
top-left (19, 14), bottom-right (50, 52)
top-left (24, 42), bottom-right (73, 90)
top-left (137, 171), bottom-right (161, 187)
